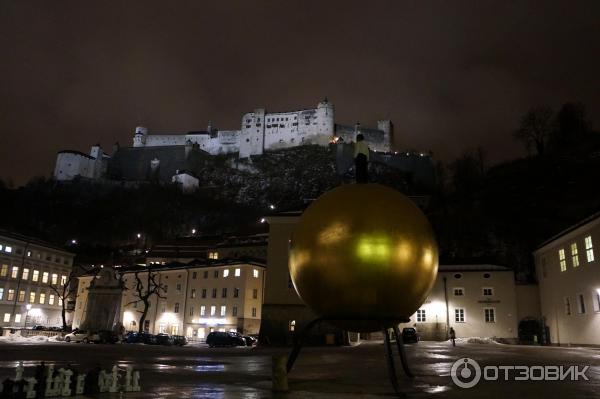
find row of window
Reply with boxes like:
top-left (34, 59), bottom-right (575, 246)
top-left (0, 266), bottom-right (67, 285)
top-left (0, 243), bottom-right (71, 265)
top-left (0, 288), bottom-right (62, 306)
top-left (167, 304), bottom-right (257, 318)
top-left (453, 287), bottom-right (494, 296)
top-left (188, 287), bottom-right (259, 299)
top-left (563, 291), bottom-right (600, 315)
top-left (187, 268), bottom-right (260, 280)
top-left (415, 307), bottom-right (496, 323)
top-left (558, 235), bottom-right (594, 272)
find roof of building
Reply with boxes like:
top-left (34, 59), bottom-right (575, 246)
top-left (84, 257), bottom-right (266, 275)
top-left (57, 150), bottom-right (95, 159)
top-left (147, 233), bottom-right (268, 258)
top-left (535, 210), bottom-right (600, 251)
top-left (0, 229), bottom-right (74, 255)
top-left (438, 264), bottom-right (512, 272)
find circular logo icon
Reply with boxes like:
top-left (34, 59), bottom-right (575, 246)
top-left (451, 358), bottom-right (481, 388)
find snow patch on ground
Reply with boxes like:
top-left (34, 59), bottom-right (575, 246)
top-left (453, 337), bottom-right (503, 345)
top-left (0, 333), bottom-right (63, 343)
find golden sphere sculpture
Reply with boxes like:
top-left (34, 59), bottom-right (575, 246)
top-left (289, 183), bottom-right (438, 332)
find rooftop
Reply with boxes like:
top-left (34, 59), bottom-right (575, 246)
top-left (0, 229), bottom-right (74, 255)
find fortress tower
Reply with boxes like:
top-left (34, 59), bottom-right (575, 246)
top-left (316, 98), bottom-right (335, 140)
top-left (377, 120), bottom-right (394, 152)
top-left (133, 126), bottom-right (148, 147)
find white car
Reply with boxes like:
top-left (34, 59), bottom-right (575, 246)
top-left (64, 329), bottom-right (90, 343)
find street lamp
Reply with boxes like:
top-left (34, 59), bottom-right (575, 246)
top-left (24, 304), bottom-right (32, 328)
top-left (191, 228), bottom-right (196, 235)
top-left (136, 233), bottom-right (142, 239)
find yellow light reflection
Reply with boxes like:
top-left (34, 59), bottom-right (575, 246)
top-left (318, 223), bottom-right (349, 245)
top-left (396, 241), bottom-right (413, 262)
top-left (356, 235), bottom-right (391, 263)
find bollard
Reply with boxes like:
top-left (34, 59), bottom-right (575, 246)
top-left (271, 355), bottom-right (289, 392)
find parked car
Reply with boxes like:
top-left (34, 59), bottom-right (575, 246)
top-left (155, 333), bottom-right (174, 346)
top-left (401, 327), bottom-right (419, 343)
top-left (125, 331), bottom-right (156, 344)
top-left (172, 335), bottom-right (188, 346)
top-left (90, 330), bottom-right (119, 344)
top-left (242, 335), bottom-right (257, 346)
top-left (206, 331), bottom-right (246, 347)
top-left (31, 325), bottom-right (45, 331)
top-left (64, 329), bottom-right (90, 343)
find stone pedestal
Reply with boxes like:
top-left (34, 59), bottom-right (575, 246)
top-left (81, 267), bottom-right (124, 332)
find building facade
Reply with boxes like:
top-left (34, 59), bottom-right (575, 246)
top-left (73, 259), bottom-right (266, 339)
top-left (534, 213), bottom-right (600, 346)
top-left (0, 230), bottom-right (75, 328)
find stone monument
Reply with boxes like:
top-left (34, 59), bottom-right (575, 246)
top-left (80, 267), bottom-right (124, 332)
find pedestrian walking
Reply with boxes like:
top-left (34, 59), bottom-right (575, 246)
top-left (449, 327), bottom-right (456, 347)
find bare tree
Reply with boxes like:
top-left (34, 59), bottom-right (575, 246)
top-left (513, 107), bottom-right (554, 156)
top-left (126, 267), bottom-right (166, 333)
top-left (46, 267), bottom-right (99, 331)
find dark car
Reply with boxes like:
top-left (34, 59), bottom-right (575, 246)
top-left (91, 330), bottom-right (119, 344)
top-left (401, 327), bottom-right (419, 343)
top-left (155, 333), bottom-right (174, 346)
top-left (206, 331), bottom-right (246, 347)
top-left (125, 331), bottom-right (156, 344)
top-left (31, 325), bottom-right (45, 330)
top-left (172, 335), bottom-right (188, 346)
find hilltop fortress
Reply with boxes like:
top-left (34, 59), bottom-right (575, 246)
top-left (54, 99), bottom-right (433, 190)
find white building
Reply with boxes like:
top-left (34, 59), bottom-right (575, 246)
top-left (534, 212), bottom-right (600, 346)
top-left (73, 259), bottom-right (266, 339)
top-left (0, 230), bottom-right (75, 329)
top-left (171, 170), bottom-right (199, 192)
top-left (53, 146), bottom-right (108, 181)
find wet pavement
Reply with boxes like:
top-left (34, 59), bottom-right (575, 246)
top-left (0, 340), bottom-right (599, 398)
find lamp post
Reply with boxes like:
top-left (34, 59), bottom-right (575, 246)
top-left (24, 304), bottom-right (32, 328)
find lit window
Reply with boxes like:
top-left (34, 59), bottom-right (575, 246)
top-left (223, 269), bottom-right (229, 278)
top-left (3, 313), bottom-right (10, 322)
top-left (174, 303), bottom-right (180, 313)
top-left (0, 288), bottom-right (3, 300)
top-left (484, 308), bottom-right (496, 323)
top-left (208, 252), bottom-right (219, 260)
top-left (0, 264), bottom-right (7, 277)
top-left (252, 307), bottom-right (257, 317)
top-left (32, 270), bottom-right (39, 282)
top-left (200, 306), bottom-right (206, 316)
top-left (559, 249), bottom-right (566, 271)
top-left (22, 268), bottom-right (29, 280)
top-left (42, 272), bottom-right (49, 283)
top-left (11, 267), bottom-right (19, 279)
top-left (58, 297), bottom-right (63, 306)
top-left (416, 309), bottom-right (426, 322)
top-left (7, 289), bottom-right (15, 301)
top-left (49, 294), bottom-right (55, 305)
top-left (14, 314), bottom-right (21, 323)
top-left (26, 251), bottom-right (31, 257)
top-left (455, 308), bottom-right (465, 323)
top-left (0, 245), bottom-right (2, 251)
top-left (51, 274), bottom-right (58, 285)
top-left (210, 306), bottom-right (216, 316)
top-left (289, 320), bottom-right (296, 331)
top-left (29, 292), bottom-right (36, 303)
top-left (5, 246), bottom-right (12, 253)
top-left (571, 243), bottom-right (579, 267)
top-left (191, 289), bottom-right (196, 299)
top-left (564, 296), bottom-right (571, 315)
top-left (253, 269), bottom-right (259, 278)
top-left (453, 288), bottom-right (464, 296)
top-left (578, 294), bottom-right (586, 314)
top-left (232, 306), bottom-right (238, 317)
top-left (18, 290), bottom-right (25, 302)
top-left (483, 287), bottom-right (494, 296)
top-left (220, 306), bottom-right (226, 316)
top-left (234, 268), bottom-right (241, 277)
top-left (60, 275), bottom-right (67, 285)
top-left (39, 293), bottom-right (45, 304)
top-left (585, 236), bottom-right (595, 262)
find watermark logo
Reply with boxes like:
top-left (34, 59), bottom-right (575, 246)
top-left (451, 358), bottom-right (481, 388)
top-left (451, 358), bottom-right (589, 388)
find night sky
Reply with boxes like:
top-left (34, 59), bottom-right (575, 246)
top-left (1, 1), bottom-right (599, 185)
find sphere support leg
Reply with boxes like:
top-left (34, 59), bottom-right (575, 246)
top-left (383, 327), bottom-right (403, 395)
top-left (392, 325), bottom-right (414, 378)
top-left (286, 317), bottom-right (323, 373)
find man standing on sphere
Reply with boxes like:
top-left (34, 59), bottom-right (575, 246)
top-left (354, 133), bottom-right (370, 183)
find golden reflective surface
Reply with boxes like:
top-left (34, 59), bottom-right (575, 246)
top-left (289, 183), bottom-right (438, 332)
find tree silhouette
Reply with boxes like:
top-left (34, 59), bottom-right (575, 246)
top-left (513, 107), bottom-right (554, 156)
top-left (126, 266), bottom-right (166, 333)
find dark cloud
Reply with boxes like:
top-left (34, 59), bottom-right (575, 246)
top-left (1, 0), bottom-right (599, 184)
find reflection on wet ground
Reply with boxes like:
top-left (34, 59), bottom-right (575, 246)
top-left (0, 341), bottom-right (599, 398)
